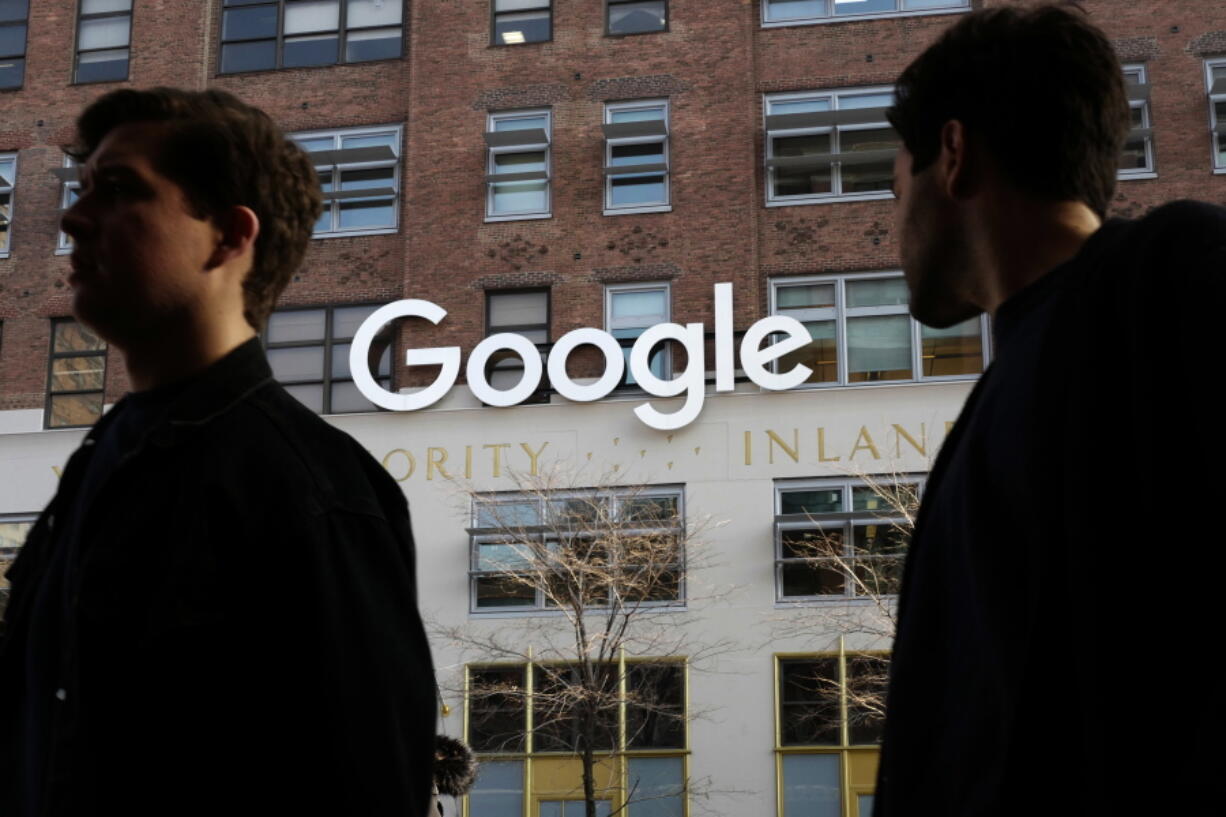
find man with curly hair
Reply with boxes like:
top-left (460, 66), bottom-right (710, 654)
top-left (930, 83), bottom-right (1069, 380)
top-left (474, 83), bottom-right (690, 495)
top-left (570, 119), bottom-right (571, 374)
top-left (0, 88), bottom-right (435, 817)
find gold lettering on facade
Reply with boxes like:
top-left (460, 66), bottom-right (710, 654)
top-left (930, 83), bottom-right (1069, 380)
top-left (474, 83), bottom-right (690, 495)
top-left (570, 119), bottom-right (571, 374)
top-left (464, 445), bottom-right (473, 479)
top-left (743, 431), bottom-right (752, 466)
top-left (382, 449), bottom-right (416, 482)
top-left (892, 423), bottom-right (927, 457)
top-left (849, 426), bottom-right (882, 460)
top-left (427, 447), bottom-right (452, 481)
top-left (817, 428), bottom-right (841, 462)
top-left (520, 441), bottom-right (549, 476)
top-left (767, 429), bottom-right (799, 464)
top-left (484, 443), bottom-right (511, 478)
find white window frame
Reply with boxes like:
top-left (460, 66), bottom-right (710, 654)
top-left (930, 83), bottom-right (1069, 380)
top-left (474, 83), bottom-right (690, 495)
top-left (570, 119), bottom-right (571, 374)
top-left (0, 151), bottom-right (15, 258)
top-left (468, 485), bottom-right (686, 614)
top-left (1120, 64), bottom-right (1156, 180)
top-left (57, 156), bottom-right (79, 255)
top-left (486, 109), bottom-right (552, 222)
top-left (605, 281), bottom-right (671, 386)
top-left (1207, 58), bottom-right (1226, 174)
top-left (770, 271), bottom-right (991, 387)
top-left (774, 476), bottom-right (923, 603)
top-left (603, 99), bottom-right (671, 215)
top-left (293, 123), bottom-right (402, 239)
top-left (764, 86), bottom-right (898, 207)
top-left (761, 0), bottom-right (969, 28)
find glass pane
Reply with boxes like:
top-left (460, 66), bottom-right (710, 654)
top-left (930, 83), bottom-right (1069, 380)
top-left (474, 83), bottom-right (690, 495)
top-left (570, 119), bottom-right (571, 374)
top-left (76, 49), bottom-right (128, 83)
top-left (774, 143), bottom-right (832, 195)
top-left (284, 0), bottom-right (339, 33)
top-left (332, 304), bottom-right (378, 338)
top-left (268, 345), bottom-right (325, 380)
top-left (766, 0), bottom-right (827, 22)
top-left (222, 5), bottom-right (277, 40)
top-left (610, 105), bottom-right (665, 124)
top-left (329, 379), bottom-right (386, 413)
top-left (51, 356), bottom-right (105, 391)
top-left (0, 22), bottom-right (23, 56)
top-left (345, 26), bottom-right (400, 62)
top-left (468, 760), bottom-right (524, 815)
top-left (846, 655), bottom-right (888, 744)
top-left (847, 316), bottom-right (911, 382)
top-left (853, 523), bottom-right (908, 556)
top-left (782, 754), bottom-right (841, 817)
top-left (332, 341), bottom-right (390, 378)
top-left (494, 0), bottom-right (549, 11)
top-left (626, 664), bottom-right (685, 748)
top-left (839, 92), bottom-right (894, 111)
top-left (778, 320), bottom-right (836, 384)
top-left (611, 174), bottom-right (666, 206)
top-left (298, 136), bottom-right (335, 154)
top-left (627, 757), bottom-right (684, 817)
top-left (81, 0), bottom-right (131, 13)
top-left (774, 132), bottom-right (829, 158)
top-left (54, 321), bottom-right (106, 353)
top-left (338, 198), bottom-right (395, 229)
top-left (493, 150), bottom-right (546, 173)
top-left (220, 39), bottom-right (275, 72)
top-left (834, 0), bottom-right (895, 15)
top-left (839, 129), bottom-right (897, 193)
top-left (781, 561), bottom-right (845, 597)
top-left (852, 482), bottom-right (917, 513)
top-left (857, 795), bottom-right (876, 817)
top-left (314, 204), bottom-right (333, 233)
top-left (48, 393), bottom-right (103, 427)
top-left (489, 291), bottom-right (547, 329)
top-left (476, 541), bottom-right (531, 572)
top-left (852, 554), bottom-right (902, 597)
top-left (610, 141), bottom-right (664, 166)
top-left (494, 115), bottom-right (548, 132)
top-left (283, 383), bottom-right (324, 412)
top-left (781, 488), bottom-right (842, 515)
top-left (904, 0), bottom-right (964, 8)
top-left (781, 659), bottom-right (841, 744)
top-left (609, 1), bottom-right (667, 35)
top-left (340, 131), bottom-right (398, 152)
top-left (492, 180), bottom-right (547, 213)
top-left (475, 575), bottom-right (535, 608)
top-left (0, 57), bottom-right (24, 89)
top-left (611, 289), bottom-right (666, 324)
top-left (770, 96), bottom-right (831, 116)
top-left (78, 15), bottom-right (130, 50)
top-left (284, 34), bottom-right (338, 67)
top-left (0, 192), bottom-right (9, 250)
top-left (346, 0), bottom-right (402, 27)
top-left (620, 494), bottom-right (678, 522)
top-left (267, 309), bottom-right (326, 343)
top-left (0, 159), bottom-right (11, 187)
top-left (921, 318), bottom-right (982, 376)
top-left (0, 519), bottom-right (33, 550)
top-left (846, 277), bottom-right (907, 307)
top-left (781, 528), bottom-right (842, 560)
top-left (475, 500), bottom-right (540, 528)
top-left (494, 11), bottom-right (550, 45)
top-left (0, 1), bottom-right (29, 24)
top-left (777, 283), bottom-right (834, 309)
top-left (1119, 135), bottom-right (1148, 171)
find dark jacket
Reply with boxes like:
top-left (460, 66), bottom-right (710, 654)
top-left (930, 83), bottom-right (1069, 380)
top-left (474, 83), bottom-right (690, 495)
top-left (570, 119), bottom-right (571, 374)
top-left (0, 338), bottom-right (436, 817)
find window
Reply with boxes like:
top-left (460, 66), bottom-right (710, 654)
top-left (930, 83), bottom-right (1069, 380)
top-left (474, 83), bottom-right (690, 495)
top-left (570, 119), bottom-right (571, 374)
top-left (770, 272), bottom-right (989, 386)
top-left (603, 100), bottom-right (670, 214)
top-left (0, 0), bottom-right (28, 89)
top-left (492, 0), bottom-right (551, 46)
top-left (606, 0), bottom-right (666, 36)
top-left (46, 318), bottom-right (107, 429)
top-left (1120, 65), bottom-right (1155, 178)
top-left (466, 660), bottom-right (687, 817)
top-left (74, 0), bottom-right (131, 84)
top-left (774, 477), bottom-right (919, 601)
top-left (0, 152), bottom-right (14, 256)
top-left (293, 124), bottom-right (401, 236)
top-left (762, 0), bottom-right (968, 26)
top-left (765, 88), bottom-right (899, 205)
top-left (776, 647), bottom-right (887, 817)
top-left (264, 304), bottom-right (393, 414)
top-left (468, 486), bottom-right (684, 612)
top-left (0, 513), bottom-right (36, 618)
top-left (485, 109), bottom-right (551, 220)
top-left (219, 0), bottom-right (403, 74)
top-left (486, 289), bottom-right (549, 402)
top-left (56, 156), bottom-right (80, 253)
top-left (1208, 59), bottom-right (1226, 172)
top-left (606, 283), bottom-right (670, 387)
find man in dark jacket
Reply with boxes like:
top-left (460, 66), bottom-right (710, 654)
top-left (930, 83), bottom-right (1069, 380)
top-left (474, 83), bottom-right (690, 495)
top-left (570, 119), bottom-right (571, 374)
top-left (876, 6), bottom-right (1226, 816)
top-left (0, 88), bottom-right (435, 816)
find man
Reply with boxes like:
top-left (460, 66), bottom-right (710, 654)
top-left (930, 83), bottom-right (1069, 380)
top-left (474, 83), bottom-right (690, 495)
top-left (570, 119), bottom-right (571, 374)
top-left (877, 5), bottom-right (1225, 815)
top-left (0, 89), bottom-right (436, 816)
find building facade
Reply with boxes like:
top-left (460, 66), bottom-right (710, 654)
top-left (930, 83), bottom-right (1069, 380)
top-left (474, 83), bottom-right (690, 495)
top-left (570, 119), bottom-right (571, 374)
top-left (1, 1), bottom-right (1224, 816)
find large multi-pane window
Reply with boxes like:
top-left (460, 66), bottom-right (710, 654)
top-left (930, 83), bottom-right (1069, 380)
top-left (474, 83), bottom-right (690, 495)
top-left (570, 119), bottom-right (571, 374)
top-left (492, 0), bottom-right (551, 46)
top-left (0, 513), bottom-right (36, 617)
top-left (1208, 59), bottom-right (1226, 172)
top-left (770, 272), bottom-right (989, 386)
top-left (774, 478), bottom-right (919, 601)
top-left (486, 109), bottom-right (551, 220)
top-left (0, 153), bottom-right (14, 257)
top-left (46, 319), bottom-right (107, 429)
top-left (264, 304), bottom-right (392, 414)
top-left (762, 0), bottom-right (968, 26)
top-left (468, 486), bottom-right (684, 612)
top-left (0, 0), bottom-right (28, 89)
top-left (466, 659), bottom-right (687, 817)
top-left (293, 125), bottom-right (401, 236)
top-left (219, 0), bottom-right (403, 74)
top-left (606, 0), bottom-right (667, 36)
top-left (1120, 65), bottom-right (1155, 178)
top-left (606, 283), bottom-right (669, 386)
top-left (485, 289), bottom-right (549, 400)
top-left (603, 100), bottom-right (670, 214)
top-left (776, 647), bottom-right (887, 817)
top-left (74, 0), bottom-right (131, 84)
top-left (765, 88), bottom-right (898, 205)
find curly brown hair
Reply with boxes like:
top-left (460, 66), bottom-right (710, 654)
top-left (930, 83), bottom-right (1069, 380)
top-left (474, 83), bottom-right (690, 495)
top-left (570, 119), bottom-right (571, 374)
top-left (66, 87), bottom-right (323, 330)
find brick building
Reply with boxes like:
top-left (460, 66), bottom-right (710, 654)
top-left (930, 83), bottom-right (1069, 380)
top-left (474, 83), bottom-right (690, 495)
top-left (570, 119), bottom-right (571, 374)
top-left (1, 1), bottom-right (1224, 816)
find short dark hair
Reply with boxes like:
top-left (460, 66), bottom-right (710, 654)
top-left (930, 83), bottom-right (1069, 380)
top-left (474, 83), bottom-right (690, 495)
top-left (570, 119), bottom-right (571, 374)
top-left (67, 87), bottom-right (323, 330)
top-left (887, 5), bottom-right (1129, 218)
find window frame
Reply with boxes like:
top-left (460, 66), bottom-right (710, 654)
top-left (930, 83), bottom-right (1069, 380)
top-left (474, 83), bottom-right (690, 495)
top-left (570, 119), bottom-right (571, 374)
top-left (292, 123), bottom-right (403, 238)
top-left (262, 302), bottom-right (394, 415)
top-left (218, 0), bottom-right (405, 75)
top-left (56, 156), bottom-right (80, 254)
top-left (605, 281), bottom-right (671, 388)
top-left (0, 151), bottom-right (15, 258)
top-left (484, 288), bottom-right (551, 404)
top-left (1120, 63), bottom-right (1156, 180)
top-left (603, 99), bottom-right (671, 215)
top-left (73, 0), bottom-right (132, 85)
top-left (485, 108), bottom-right (553, 222)
top-left (490, 0), bottom-right (553, 47)
top-left (769, 271), bottom-right (991, 388)
top-left (760, 0), bottom-right (969, 28)
top-left (1207, 58), bottom-right (1226, 174)
top-left (0, 0), bottom-right (28, 90)
top-left (605, 0), bottom-right (668, 38)
top-left (468, 485), bottom-right (686, 614)
top-left (45, 317), bottom-right (108, 430)
top-left (764, 86), bottom-right (898, 207)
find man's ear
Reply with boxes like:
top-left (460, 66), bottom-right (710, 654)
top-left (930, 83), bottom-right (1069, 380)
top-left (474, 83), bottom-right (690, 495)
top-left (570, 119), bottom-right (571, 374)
top-left (206, 205), bottom-right (260, 270)
top-left (936, 119), bottom-right (976, 200)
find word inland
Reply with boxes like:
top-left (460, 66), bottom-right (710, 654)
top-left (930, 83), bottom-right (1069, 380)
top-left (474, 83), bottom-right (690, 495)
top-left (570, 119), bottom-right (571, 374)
top-left (349, 283), bottom-right (815, 431)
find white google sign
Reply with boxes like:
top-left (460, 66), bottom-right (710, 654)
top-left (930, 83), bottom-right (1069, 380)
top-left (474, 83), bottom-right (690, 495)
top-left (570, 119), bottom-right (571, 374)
top-left (349, 283), bottom-right (815, 431)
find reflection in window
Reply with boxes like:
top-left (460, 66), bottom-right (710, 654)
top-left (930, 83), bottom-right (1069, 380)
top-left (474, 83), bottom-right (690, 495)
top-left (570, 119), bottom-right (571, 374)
top-left (220, 0), bottom-right (403, 74)
top-left (46, 319), bottom-right (107, 429)
top-left (74, 0), bottom-right (131, 84)
top-left (607, 0), bottom-right (667, 36)
top-left (492, 0), bottom-right (550, 46)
